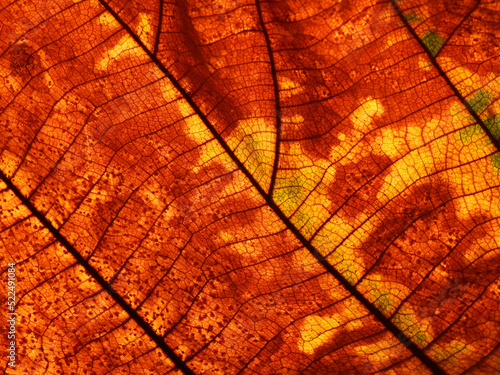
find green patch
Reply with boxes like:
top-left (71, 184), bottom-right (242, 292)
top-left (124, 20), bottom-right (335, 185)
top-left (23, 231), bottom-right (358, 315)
top-left (367, 280), bottom-right (393, 315)
top-left (491, 153), bottom-right (500, 170)
top-left (238, 134), bottom-right (267, 181)
top-left (273, 174), bottom-right (307, 216)
top-left (422, 30), bottom-right (445, 57)
top-left (400, 12), bottom-right (423, 24)
top-left (393, 308), bottom-right (431, 347)
top-left (273, 164), bottom-right (330, 237)
top-left (430, 340), bottom-right (467, 364)
top-left (467, 89), bottom-right (492, 114)
top-left (456, 124), bottom-right (481, 144)
top-left (338, 260), bottom-right (358, 285)
top-left (456, 89), bottom-right (498, 144)
top-left (274, 173), bottom-right (323, 237)
top-left (374, 291), bottom-right (391, 314)
top-left (293, 210), bottom-right (318, 237)
top-left (329, 253), bottom-right (360, 285)
top-left (485, 114), bottom-right (500, 141)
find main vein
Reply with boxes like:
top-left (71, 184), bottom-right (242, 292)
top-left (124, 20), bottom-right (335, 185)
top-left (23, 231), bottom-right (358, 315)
top-left (0, 169), bottom-right (195, 375)
top-left (95, 1), bottom-right (448, 374)
top-left (3, 1), bottom-right (454, 374)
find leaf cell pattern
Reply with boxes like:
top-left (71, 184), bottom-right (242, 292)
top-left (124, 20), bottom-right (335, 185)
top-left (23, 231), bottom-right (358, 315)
top-left (1, 0), bottom-right (500, 374)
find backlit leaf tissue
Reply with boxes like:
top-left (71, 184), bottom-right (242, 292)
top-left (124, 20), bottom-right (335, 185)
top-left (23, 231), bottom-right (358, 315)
top-left (1, 0), bottom-right (499, 374)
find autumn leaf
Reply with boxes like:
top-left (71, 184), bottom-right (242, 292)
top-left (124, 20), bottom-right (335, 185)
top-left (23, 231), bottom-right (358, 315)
top-left (1, 0), bottom-right (500, 373)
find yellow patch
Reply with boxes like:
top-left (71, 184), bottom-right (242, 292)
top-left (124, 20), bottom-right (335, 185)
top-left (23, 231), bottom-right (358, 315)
top-left (418, 56), bottom-right (432, 71)
top-left (329, 97), bottom-right (384, 164)
top-left (193, 141), bottom-right (228, 174)
top-left (159, 79), bottom-right (179, 103)
top-left (378, 125), bottom-right (424, 160)
top-left (360, 275), bottom-right (402, 316)
top-left (279, 77), bottom-right (304, 97)
top-left (455, 192), bottom-right (500, 263)
top-left (298, 298), bottom-right (366, 355)
top-left (175, 99), bottom-right (213, 145)
top-left (96, 33), bottom-right (148, 71)
top-left (313, 216), bottom-right (372, 284)
top-left (299, 315), bottom-right (341, 355)
top-left (136, 13), bottom-right (153, 51)
top-left (442, 61), bottom-right (482, 96)
top-left (228, 118), bottom-right (275, 189)
top-left (273, 142), bottom-right (334, 236)
top-left (349, 97), bottom-right (384, 131)
top-left (377, 152), bottom-right (424, 201)
top-left (185, 114), bottom-right (213, 145)
top-left (98, 12), bottom-right (119, 28)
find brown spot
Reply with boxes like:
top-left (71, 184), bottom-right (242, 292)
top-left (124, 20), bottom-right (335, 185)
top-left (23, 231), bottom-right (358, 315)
top-left (10, 42), bottom-right (40, 79)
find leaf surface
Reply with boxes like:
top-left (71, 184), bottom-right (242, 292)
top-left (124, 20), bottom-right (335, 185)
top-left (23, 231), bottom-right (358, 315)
top-left (1, 0), bottom-right (500, 374)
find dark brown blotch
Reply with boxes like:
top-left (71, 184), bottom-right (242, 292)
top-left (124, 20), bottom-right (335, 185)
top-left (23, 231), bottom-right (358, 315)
top-left (10, 42), bottom-right (40, 79)
top-left (328, 152), bottom-right (392, 217)
top-left (360, 179), bottom-right (454, 263)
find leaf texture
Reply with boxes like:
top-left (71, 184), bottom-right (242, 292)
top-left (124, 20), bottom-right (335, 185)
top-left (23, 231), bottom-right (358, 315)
top-left (1, 0), bottom-right (500, 374)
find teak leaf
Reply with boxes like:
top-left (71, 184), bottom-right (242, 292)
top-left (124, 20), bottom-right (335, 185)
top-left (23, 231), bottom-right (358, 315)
top-left (1, 0), bottom-right (500, 374)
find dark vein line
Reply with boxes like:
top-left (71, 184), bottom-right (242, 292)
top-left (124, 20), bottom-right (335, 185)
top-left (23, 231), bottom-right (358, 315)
top-left (435, 0), bottom-right (480, 59)
top-left (390, 0), bottom-right (500, 153)
top-left (254, 0), bottom-right (282, 195)
top-left (153, 0), bottom-right (164, 55)
top-left (260, 209), bottom-right (447, 374)
top-left (0, 171), bottom-right (195, 375)
top-left (95, 2), bottom-right (448, 373)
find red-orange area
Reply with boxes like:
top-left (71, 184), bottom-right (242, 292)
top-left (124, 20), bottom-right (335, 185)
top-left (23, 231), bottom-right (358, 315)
top-left (1, 0), bottom-right (500, 374)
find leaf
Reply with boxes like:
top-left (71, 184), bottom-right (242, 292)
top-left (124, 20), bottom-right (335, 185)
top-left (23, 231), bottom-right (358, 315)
top-left (1, 0), bottom-right (500, 374)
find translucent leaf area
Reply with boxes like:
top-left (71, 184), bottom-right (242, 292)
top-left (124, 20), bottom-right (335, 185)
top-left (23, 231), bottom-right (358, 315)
top-left (1, 0), bottom-right (500, 374)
